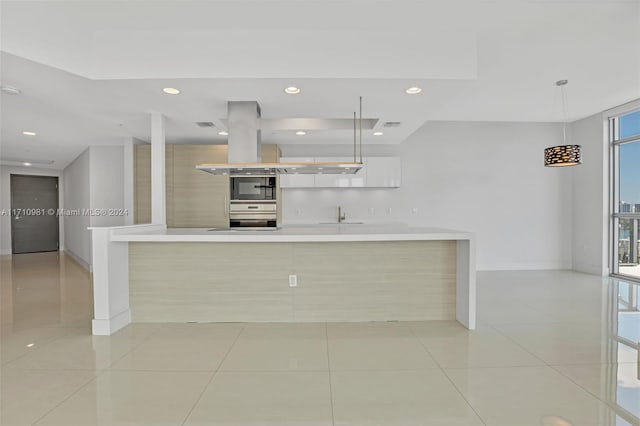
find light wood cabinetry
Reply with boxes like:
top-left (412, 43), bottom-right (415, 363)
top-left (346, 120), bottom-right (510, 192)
top-left (134, 143), bottom-right (280, 227)
top-left (172, 145), bottom-right (228, 228)
top-left (133, 145), bottom-right (174, 224)
top-left (260, 143), bottom-right (280, 163)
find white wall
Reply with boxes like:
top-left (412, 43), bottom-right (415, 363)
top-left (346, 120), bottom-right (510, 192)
top-left (571, 114), bottom-right (609, 276)
top-left (62, 148), bottom-right (91, 267)
top-left (398, 121), bottom-right (572, 271)
top-left (282, 121), bottom-right (573, 271)
top-left (89, 146), bottom-right (125, 227)
top-left (0, 166), bottom-right (65, 255)
top-left (62, 145), bottom-right (126, 269)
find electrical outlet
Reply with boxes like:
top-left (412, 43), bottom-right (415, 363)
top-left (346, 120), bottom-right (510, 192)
top-left (296, 209), bottom-right (302, 216)
top-left (387, 207), bottom-right (392, 216)
top-left (369, 207), bottom-right (375, 215)
top-left (411, 207), bottom-right (418, 215)
top-left (289, 274), bottom-right (298, 287)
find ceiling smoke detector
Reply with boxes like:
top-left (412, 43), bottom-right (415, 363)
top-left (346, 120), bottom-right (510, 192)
top-left (196, 122), bottom-right (215, 128)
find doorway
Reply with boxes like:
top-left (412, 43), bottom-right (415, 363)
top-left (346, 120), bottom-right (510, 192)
top-left (10, 174), bottom-right (60, 254)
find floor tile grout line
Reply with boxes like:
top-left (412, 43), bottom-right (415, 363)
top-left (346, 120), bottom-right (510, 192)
top-left (325, 322), bottom-right (336, 426)
top-left (483, 322), bottom-right (551, 367)
top-left (546, 362), bottom-right (640, 423)
top-left (30, 368), bottom-right (107, 425)
top-left (103, 325), bottom-right (167, 370)
top-left (439, 367), bottom-right (491, 426)
top-left (407, 325), bottom-right (488, 426)
top-left (406, 324), bottom-right (445, 370)
top-left (179, 322), bottom-right (247, 426)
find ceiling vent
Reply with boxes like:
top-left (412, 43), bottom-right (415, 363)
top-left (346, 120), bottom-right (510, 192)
top-left (196, 122), bottom-right (215, 128)
top-left (383, 121), bottom-right (401, 128)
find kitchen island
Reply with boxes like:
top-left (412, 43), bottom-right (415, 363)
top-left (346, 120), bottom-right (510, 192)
top-left (89, 224), bottom-right (476, 335)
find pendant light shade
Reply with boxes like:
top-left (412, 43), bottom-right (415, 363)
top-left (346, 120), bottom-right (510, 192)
top-left (544, 80), bottom-right (582, 167)
top-left (544, 144), bottom-right (582, 167)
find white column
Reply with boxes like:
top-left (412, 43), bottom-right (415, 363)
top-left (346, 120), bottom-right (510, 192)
top-left (151, 113), bottom-right (166, 225)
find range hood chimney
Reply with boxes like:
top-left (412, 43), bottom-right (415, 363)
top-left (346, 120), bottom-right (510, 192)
top-left (227, 101), bottom-right (261, 163)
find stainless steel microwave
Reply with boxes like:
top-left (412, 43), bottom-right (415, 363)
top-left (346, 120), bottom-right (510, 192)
top-left (230, 176), bottom-right (276, 201)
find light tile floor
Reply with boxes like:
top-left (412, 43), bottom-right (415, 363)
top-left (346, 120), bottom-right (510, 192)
top-left (1, 253), bottom-right (638, 426)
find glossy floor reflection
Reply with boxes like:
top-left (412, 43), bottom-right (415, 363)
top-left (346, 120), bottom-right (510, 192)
top-left (1, 253), bottom-right (639, 426)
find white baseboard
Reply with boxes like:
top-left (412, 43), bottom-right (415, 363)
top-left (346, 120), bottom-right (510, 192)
top-left (0, 249), bottom-right (11, 255)
top-left (478, 261), bottom-right (571, 271)
top-left (571, 261), bottom-right (608, 276)
top-left (92, 309), bottom-right (131, 336)
top-left (62, 249), bottom-right (91, 271)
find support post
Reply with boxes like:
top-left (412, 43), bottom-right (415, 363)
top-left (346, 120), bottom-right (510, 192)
top-left (151, 113), bottom-right (166, 225)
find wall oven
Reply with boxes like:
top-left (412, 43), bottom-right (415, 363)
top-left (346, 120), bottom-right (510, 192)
top-left (230, 176), bottom-right (276, 201)
top-left (229, 203), bottom-right (277, 228)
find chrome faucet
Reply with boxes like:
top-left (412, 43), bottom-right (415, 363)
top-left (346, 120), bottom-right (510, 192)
top-left (338, 206), bottom-right (346, 223)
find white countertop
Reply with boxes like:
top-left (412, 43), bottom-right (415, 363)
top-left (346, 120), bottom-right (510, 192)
top-left (103, 223), bottom-right (474, 242)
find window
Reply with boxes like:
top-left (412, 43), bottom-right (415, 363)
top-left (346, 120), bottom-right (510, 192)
top-left (611, 108), bottom-right (640, 280)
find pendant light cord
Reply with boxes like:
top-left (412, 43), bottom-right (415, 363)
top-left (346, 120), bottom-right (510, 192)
top-left (559, 80), bottom-right (569, 145)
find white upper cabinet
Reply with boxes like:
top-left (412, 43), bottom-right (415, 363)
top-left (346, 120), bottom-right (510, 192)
top-left (364, 157), bottom-right (401, 188)
top-left (279, 156), bottom-right (400, 188)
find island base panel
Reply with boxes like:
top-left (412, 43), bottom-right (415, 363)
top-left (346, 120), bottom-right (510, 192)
top-left (129, 241), bottom-right (456, 323)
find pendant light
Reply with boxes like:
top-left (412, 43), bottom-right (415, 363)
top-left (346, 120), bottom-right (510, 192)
top-left (544, 80), bottom-right (582, 167)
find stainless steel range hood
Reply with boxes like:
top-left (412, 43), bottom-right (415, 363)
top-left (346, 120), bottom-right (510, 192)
top-left (196, 101), bottom-right (363, 175)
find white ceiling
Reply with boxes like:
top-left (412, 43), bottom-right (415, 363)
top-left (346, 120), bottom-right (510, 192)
top-left (1, 0), bottom-right (639, 169)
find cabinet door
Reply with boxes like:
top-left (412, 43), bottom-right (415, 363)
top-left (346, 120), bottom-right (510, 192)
top-left (134, 145), bottom-right (151, 224)
top-left (279, 157), bottom-right (316, 188)
top-left (172, 145), bottom-right (229, 228)
top-left (133, 145), bottom-right (174, 224)
top-left (364, 157), bottom-right (401, 187)
top-left (260, 144), bottom-right (280, 163)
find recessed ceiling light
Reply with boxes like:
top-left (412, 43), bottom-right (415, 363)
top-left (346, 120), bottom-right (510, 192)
top-left (23, 131), bottom-right (36, 136)
top-left (373, 131), bottom-right (384, 136)
top-left (1, 86), bottom-right (21, 95)
top-left (296, 131), bottom-right (306, 136)
top-left (405, 86), bottom-right (422, 95)
top-left (162, 87), bottom-right (181, 95)
top-left (23, 162), bottom-right (32, 166)
top-left (284, 86), bottom-right (301, 95)
top-left (26, 343), bottom-right (35, 347)
top-left (218, 131), bottom-right (229, 136)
